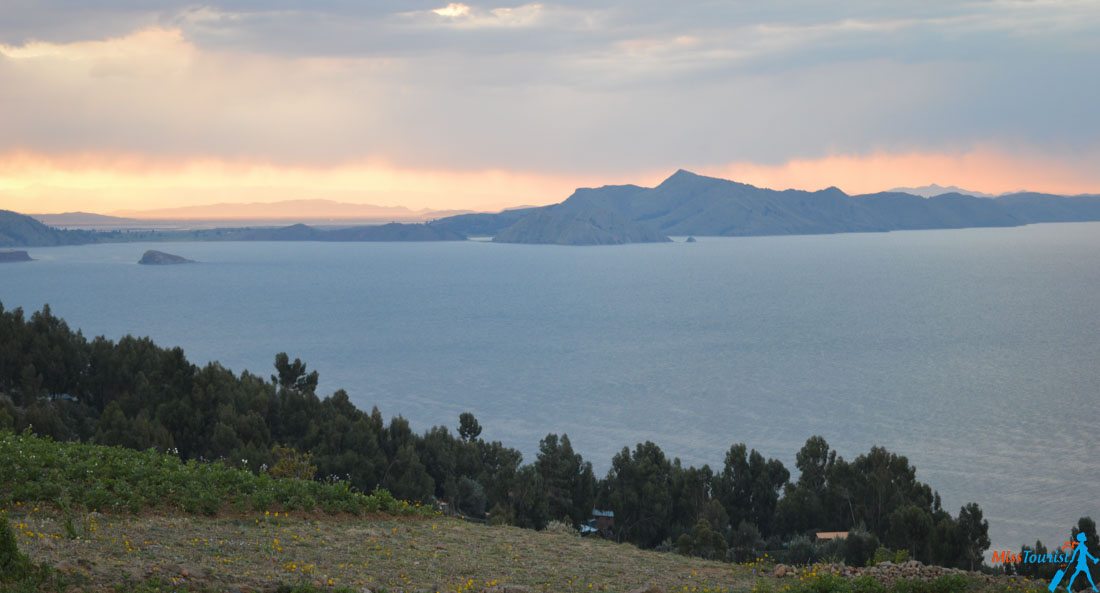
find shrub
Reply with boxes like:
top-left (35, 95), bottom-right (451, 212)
top-left (785, 535), bottom-right (818, 565)
top-left (845, 529), bottom-right (881, 567)
top-left (0, 431), bottom-right (430, 518)
top-left (871, 546), bottom-right (895, 566)
top-left (269, 445), bottom-right (317, 481)
top-left (0, 512), bottom-right (31, 581)
top-left (850, 575), bottom-right (887, 593)
top-left (544, 520), bottom-right (579, 536)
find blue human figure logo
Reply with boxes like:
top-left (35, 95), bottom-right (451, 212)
top-left (1062, 532), bottom-right (1100, 592)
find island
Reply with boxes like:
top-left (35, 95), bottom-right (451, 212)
top-left (0, 250), bottom-right (32, 263)
top-left (686, 236), bottom-right (697, 243)
top-left (139, 250), bottom-right (195, 265)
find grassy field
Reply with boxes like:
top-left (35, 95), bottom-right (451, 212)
top-left (8, 508), bottom-right (753, 592)
top-left (0, 432), bottom-right (1047, 593)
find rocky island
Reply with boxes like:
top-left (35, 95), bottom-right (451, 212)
top-left (139, 250), bottom-right (195, 265)
top-left (0, 250), bottom-right (32, 263)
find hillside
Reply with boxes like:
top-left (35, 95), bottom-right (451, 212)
top-left (492, 204), bottom-right (670, 245)
top-left (1, 434), bottom-right (1041, 593)
top-left (434, 170), bottom-right (1100, 242)
top-left (0, 210), bottom-right (98, 247)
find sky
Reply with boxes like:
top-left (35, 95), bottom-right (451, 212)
top-left (1, 1), bottom-right (1099, 215)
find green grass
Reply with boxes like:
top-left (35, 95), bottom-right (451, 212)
top-left (0, 431), bottom-right (1048, 593)
top-left (0, 430), bottom-right (427, 516)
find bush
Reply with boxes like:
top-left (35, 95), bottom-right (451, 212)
top-left (850, 576), bottom-right (887, 593)
top-left (0, 431), bottom-right (430, 518)
top-left (454, 476), bottom-right (487, 517)
top-left (845, 529), bottom-right (881, 567)
top-left (544, 520), bottom-right (579, 536)
top-left (0, 512), bottom-right (31, 581)
top-left (872, 546), bottom-right (895, 566)
top-left (785, 535), bottom-right (818, 565)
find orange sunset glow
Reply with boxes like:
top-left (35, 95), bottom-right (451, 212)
top-left (2, 4), bottom-right (1099, 216)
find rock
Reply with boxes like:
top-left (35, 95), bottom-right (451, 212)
top-left (773, 564), bottom-right (789, 578)
top-left (138, 250), bottom-right (195, 265)
top-left (0, 250), bottom-right (32, 263)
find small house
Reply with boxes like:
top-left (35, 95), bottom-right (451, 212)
top-left (581, 509), bottom-right (615, 539)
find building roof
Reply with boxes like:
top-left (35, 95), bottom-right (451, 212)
top-left (815, 531), bottom-right (848, 540)
top-left (592, 509), bottom-right (614, 518)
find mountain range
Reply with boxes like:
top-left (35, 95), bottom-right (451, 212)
top-left (434, 170), bottom-right (1100, 244)
top-left (108, 199), bottom-right (470, 222)
top-left (5, 170), bottom-right (1100, 247)
top-left (885, 184), bottom-right (999, 198)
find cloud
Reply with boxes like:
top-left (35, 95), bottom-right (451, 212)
top-left (0, 0), bottom-right (1098, 213)
top-left (705, 146), bottom-right (1100, 196)
top-left (0, 150), bottom-right (615, 213)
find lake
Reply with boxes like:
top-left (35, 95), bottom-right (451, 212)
top-left (3, 222), bottom-right (1098, 553)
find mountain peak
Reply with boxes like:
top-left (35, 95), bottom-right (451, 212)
top-left (664, 169), bottom-right (702, 182)
top-left (657, 169), bottom-right (722, 189)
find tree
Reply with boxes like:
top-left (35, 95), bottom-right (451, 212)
top-left (599, 442), bottom-right (674, 547)
top-left (796, 435), bottom-right (835, 494)
top-left (715, 443), bottom-right (789, 537)
top-left (930, 517), bottom-right (963, 568)
top-left (956, 503), bottom-right (990, 571)
top-left (535, 433), bottom-right (596, 525)
top-left (383, 442), bottom-right (434, 501)
top-left (508, 465), bottom-right (549, 529)
top-left (887, 505), bottom-right (933, 562)
top-left (458, 412), bottom-right (482, 442)
top-left (272, 353), bottom-right (318, 394)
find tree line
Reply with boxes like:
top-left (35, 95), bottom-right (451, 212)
top-left (1, 302), bottom-right (993, 568)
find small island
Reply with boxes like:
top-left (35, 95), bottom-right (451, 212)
top-left (0, 250), bottom-right (32, 263)
top-left (139, 250), bottom-right (195, 265)
top-left (686, 236), bottom-right (697, 243)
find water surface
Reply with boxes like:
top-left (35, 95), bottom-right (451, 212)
top-left (3, 222), bottom-right (1098, 552)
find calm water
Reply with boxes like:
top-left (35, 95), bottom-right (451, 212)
top-left (3, 223), bottom-right (1099, 553)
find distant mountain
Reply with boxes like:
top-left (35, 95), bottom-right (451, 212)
top-left (8, 172), bottom-right (1100, 248)
top-left (0, 210), bottom-right (98, 247)
top-left (886, 184), bottom-right (997, 198)
top-left (492, 204), bottom-right (670, 245)
top-left (1, 209), bottom-right (463, 247)
top-left (111, 199), bottom-right (472, 222)
top-left (434, 170), bottom-right (1100, 243)
top-left (237, 222), bottom-right (465, 242)
top-left (431, 207), bottom-right (541, 237)
top-left (31, 212), bottom-right (139, 228)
